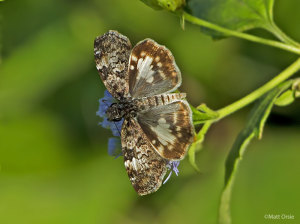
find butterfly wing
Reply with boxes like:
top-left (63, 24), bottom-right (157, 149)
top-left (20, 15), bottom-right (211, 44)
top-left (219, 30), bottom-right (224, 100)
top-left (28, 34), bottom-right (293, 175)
top-left (128, 39), bottom-right (181, 98)
top-left (121, 117), bottom-right (167, 195)
top-left (137, 100), bottom-right (194, 160)
top-left (94, 30), bottom-right (132, 99)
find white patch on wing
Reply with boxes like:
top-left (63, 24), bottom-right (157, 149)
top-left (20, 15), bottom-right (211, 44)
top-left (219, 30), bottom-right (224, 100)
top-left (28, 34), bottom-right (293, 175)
top-left (150, 118), bottom-right (175, 146)
top-left (146, 76), bottom-right (154, 83)
top-left (159, 70), bottom-right (166, 79)
top-left (137, 152), bottom-right (142, 159)
top-left (131, 55), bottom-right (138, 62)
top-left (124, 160), bottom-right (130, 168)
top-left (96, 64), bottom-right (101, 70)
top-left (131, 158), bottom-right (138, 171)
top-left (136, 56), bottom-right (155, 83)
top-left (158, 117), bottom-right (167, 124)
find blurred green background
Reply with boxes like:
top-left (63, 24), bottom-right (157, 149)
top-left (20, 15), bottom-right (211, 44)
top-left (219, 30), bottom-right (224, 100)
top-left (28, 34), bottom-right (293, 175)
top-left (0, 1), bottom-right (299, 223)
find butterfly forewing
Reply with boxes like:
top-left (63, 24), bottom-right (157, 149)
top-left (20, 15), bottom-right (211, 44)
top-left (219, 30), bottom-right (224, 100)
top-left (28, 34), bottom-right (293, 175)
top-left (121, 118), bottom-right (167, 195)
top-left (94, 30), bottom-right (132, 99)
top-left (137, 100), bottom-right (194, 160)
top-left (128, 39), bottom-right (181, 98)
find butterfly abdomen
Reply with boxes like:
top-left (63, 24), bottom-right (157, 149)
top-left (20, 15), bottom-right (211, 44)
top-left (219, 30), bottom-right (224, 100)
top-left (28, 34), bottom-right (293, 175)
top-left (134, 93), bottom-right (186, 111)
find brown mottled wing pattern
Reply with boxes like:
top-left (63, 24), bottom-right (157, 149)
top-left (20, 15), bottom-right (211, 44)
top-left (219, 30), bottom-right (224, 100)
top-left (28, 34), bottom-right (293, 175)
top-left (121, 118), bottom-right (168, 195)
top-left (128, 39), bottom-right (181, 98)
top-left (94, 30), bottom-right (132, 99)
top-left (137, 100), bottom-right (194, 160)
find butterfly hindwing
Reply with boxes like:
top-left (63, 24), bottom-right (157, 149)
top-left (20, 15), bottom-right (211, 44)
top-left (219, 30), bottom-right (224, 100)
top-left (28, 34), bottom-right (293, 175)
top-left (121, 118), bottom-right (168, 195)
top-left (137, 99), bottom-right (194, 160)
top-left (94, 30), bottom-right (132, 99)
top-left (128, 39), bottom-right (181, 98)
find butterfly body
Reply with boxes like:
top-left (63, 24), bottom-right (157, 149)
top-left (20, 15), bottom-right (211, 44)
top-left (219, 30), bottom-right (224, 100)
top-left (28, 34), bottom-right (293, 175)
top-left (106, 100), bottom-right (137, 122)
top-left (95, 30), bottom-right (194, 195)
top-left (106, 92), bottom-right (186, 122)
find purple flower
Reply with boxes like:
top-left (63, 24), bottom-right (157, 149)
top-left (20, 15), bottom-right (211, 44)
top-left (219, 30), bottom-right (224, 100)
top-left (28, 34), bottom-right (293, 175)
top-left (96, 90), bottom-right (114, 117)
top-left (99, 117), bottom-right (123, 137)
top-left (163, 161), bottom-right (180, 184)
top-left (108, 137), bottom-right (122, 158)
top-left (97, 90), bottom-right (124, 156)
top-left (97, 90), bottom-right (123, 137)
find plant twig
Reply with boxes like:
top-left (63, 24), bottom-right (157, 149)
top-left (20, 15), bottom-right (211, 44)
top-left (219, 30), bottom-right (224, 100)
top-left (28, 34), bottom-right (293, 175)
top-left (182, 12), bottom-right (300, 55)
top-left (266, 20), bottom-right (300, 48)
top-left (216, 58), bottom-right (300, 119)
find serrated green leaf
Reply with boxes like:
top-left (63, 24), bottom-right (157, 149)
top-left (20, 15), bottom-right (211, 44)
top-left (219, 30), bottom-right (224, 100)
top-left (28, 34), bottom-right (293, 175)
top-left (185, 0), bottom-right (275, 38)
top-left (191, 103), bottom-right (219, 125)
top-left (140, 0), bottom-right (186, 11)
top-left (219, 80), bottom-right (292, 224)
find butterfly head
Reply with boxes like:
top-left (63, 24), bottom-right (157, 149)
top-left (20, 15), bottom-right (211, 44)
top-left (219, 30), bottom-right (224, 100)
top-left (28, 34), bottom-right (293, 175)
top-left (106, 103), bottom-right (125, 122)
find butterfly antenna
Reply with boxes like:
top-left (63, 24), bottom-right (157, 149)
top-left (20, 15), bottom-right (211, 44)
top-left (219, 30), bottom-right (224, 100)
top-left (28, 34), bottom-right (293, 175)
top-left (113, 121), bottom-right (122, 137)
top-left (102, 99), bottom-right (110, 107)
top-left (101, 98), bottom-right (121, 136)
top-left (101, 98), bottom-right (122, 136)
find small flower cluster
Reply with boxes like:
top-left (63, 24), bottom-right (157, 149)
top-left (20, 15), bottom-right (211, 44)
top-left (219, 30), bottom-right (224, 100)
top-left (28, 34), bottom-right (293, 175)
top-left (163, 160), bottom-right (180, 184)
top-left (97, 90), bottom-right (123, 158)
top-left (97, 90), bottom-right (180, 182)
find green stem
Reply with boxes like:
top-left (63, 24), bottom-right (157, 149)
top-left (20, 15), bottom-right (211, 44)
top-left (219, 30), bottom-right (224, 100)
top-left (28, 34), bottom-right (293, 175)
top-left (266, 21), bottom-right (300, 48)
top-left (194, 59), bottom-right (300, 148)
top-left (216, 57), bottom-right (300, 119)
top-left (196, 121), bottom-right (212, 140)
top-left (182, 12), bottom-right (300, 55)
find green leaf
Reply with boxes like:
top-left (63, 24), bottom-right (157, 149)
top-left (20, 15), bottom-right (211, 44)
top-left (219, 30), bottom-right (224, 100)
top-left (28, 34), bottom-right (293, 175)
top-left (292, 78), bottom-right (300, 98)
top-left (274, 90), bottom-right (294, 106)
top-left (191, 103), bottom-right (219, 125)
top-left (140, 0), bottom-right (186, 11)
top-left (275, 78), bottom-right (300, 106)
top-left (140, 0), bottom-right (164, 10)
top-left (185, 0), bottom-right (275, 38)
top-left (188, 121), bottom-right (212, 171)
top-left (188, 141), bottom-right (202, 172)
top-left (219, 80), bottom-right (292, 224)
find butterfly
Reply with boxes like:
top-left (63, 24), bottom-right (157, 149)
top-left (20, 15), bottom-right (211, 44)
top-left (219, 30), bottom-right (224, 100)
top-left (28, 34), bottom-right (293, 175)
top-left (94, 30), bottom-right (194, 195)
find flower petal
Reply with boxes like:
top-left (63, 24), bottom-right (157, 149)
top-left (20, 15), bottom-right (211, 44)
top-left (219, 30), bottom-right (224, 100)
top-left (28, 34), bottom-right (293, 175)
top-left (97, 90), bottom-right (123, 156)
top-left (108, 137), bottom-right (122, 158)
top-left (111, 119), bottom-right (123, 137)
top-left (163, 161), bottom-right (180, 184)
top-left (97, 90), bottom-right (115, 118)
